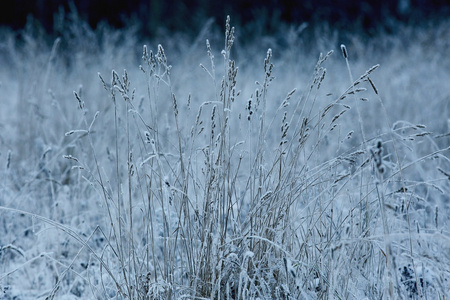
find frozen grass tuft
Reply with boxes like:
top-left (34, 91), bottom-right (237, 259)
top-left (1, 16), bottom-right (449, 299)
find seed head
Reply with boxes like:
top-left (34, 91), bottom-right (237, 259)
top-left (340, 44), bottom-right (348, 59)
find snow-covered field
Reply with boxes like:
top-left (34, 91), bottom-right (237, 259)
top-left (1, 16), bottom-right (449, 299)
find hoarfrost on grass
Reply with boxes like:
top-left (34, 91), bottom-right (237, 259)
top-left (0, 15), bottom-right (449, 299)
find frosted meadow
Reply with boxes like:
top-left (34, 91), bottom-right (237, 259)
top-left (0, 15), bottom-right (449, 299)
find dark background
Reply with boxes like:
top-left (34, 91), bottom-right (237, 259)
top-left (1, 0), bottom-right (449, 37)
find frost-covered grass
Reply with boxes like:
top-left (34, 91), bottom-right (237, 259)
top-left (0, 16), bottom-right (449, 299)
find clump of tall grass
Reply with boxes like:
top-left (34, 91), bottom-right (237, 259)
top-left (1, 16), bottom-right (449, 299)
